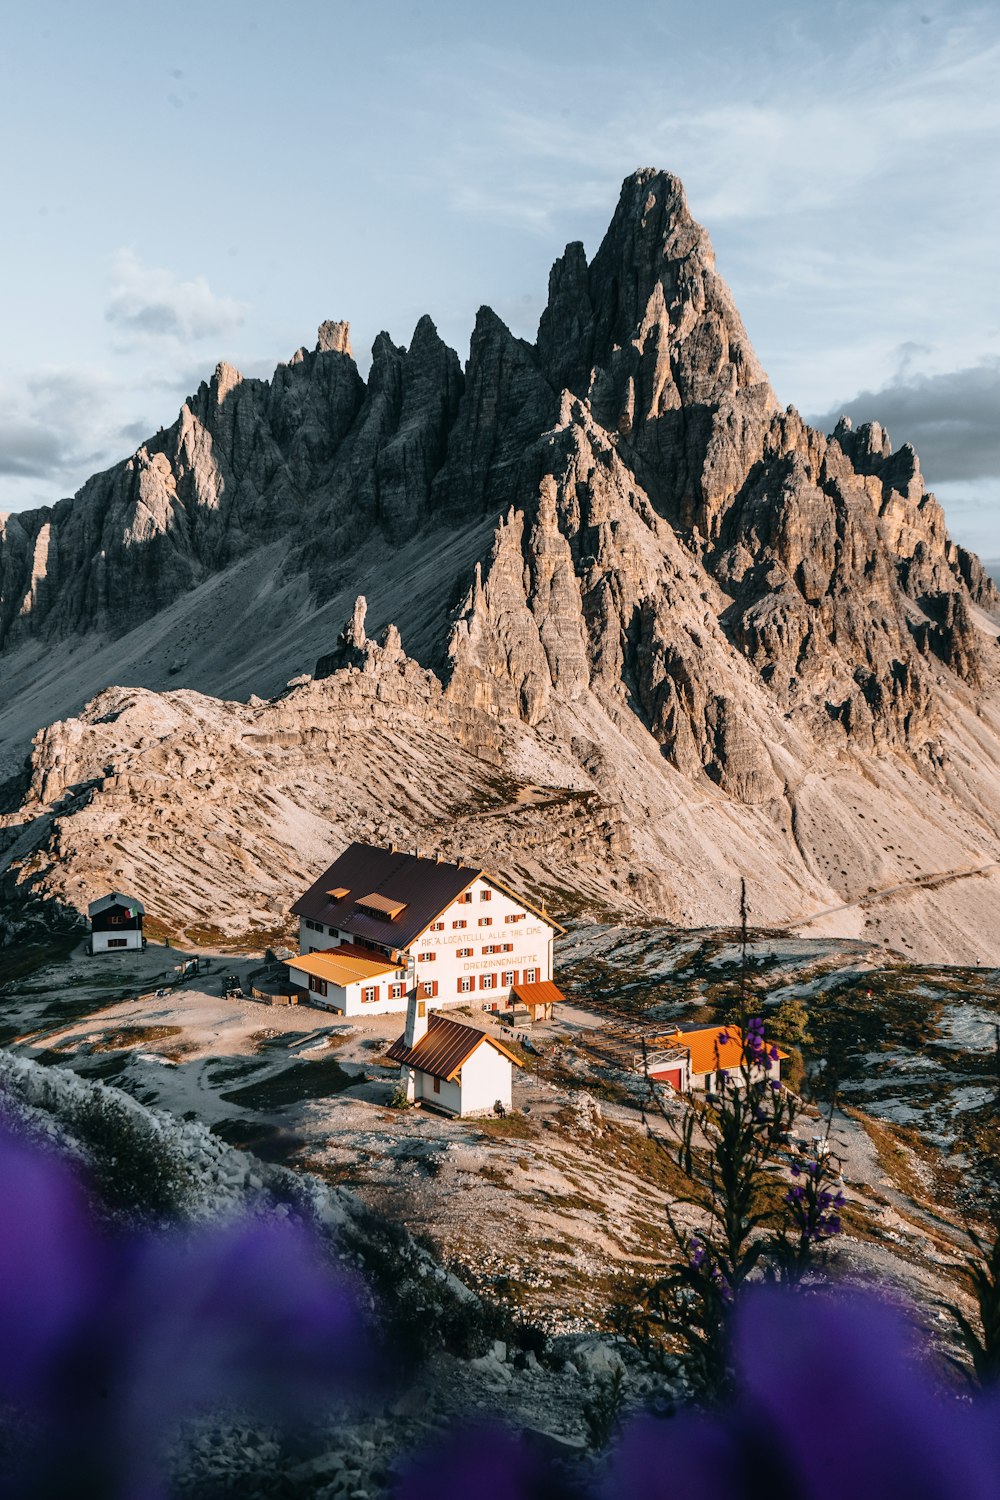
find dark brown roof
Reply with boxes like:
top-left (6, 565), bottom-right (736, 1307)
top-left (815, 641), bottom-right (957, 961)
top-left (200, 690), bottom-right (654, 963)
top-left (292, 843), bottom-right (481, 949)
top-left (292, 842), bottom-right (564, 949)
top-left (386, 1012), bottom-right (523, 1081)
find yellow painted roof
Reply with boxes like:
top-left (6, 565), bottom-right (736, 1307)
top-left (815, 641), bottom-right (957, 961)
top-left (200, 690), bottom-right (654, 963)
top-left (284, 948), bottom-right (403, 987)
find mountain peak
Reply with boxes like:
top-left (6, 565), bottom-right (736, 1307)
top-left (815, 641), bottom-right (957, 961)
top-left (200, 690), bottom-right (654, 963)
top-left (316, 319), bottom-right (352, 356)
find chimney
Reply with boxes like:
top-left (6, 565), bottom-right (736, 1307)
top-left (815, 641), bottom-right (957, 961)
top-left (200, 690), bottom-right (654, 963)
top-left (404, 987), bottom-right (428, 1049)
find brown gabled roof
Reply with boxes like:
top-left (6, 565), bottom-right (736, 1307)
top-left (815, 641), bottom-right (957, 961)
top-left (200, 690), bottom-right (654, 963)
top-left (291, 842), bottom-right (564, 949)
top-left (292, 843), bottom-right (480, 950)
top-left (386, 1012), bottom-right (523, 1081)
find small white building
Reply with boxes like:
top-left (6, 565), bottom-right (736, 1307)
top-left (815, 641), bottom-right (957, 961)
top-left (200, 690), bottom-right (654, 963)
top-left (283, 942), bottom-right (408, 1016)
top-left (88, 892), bottom-right (145, 954)
top-left (386, 990), bottom-right (522, 1117)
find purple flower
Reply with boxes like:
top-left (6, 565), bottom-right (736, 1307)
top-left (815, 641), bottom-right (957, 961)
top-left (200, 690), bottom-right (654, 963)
top-left (396, 1424), bottom-right (573, 1500)
top-left (0, 1128), bottom-right (373, 1499)
top-left (602, 1289), bottom-right (1000, 1500)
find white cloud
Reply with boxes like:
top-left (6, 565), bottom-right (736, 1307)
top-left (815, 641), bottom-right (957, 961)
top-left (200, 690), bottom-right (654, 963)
top-left (105, 249), bottom-right (246, 343)
top-left (432, 6), bottom-right (1000, 239)
top-left (0, 364), bottom-right (149, 510)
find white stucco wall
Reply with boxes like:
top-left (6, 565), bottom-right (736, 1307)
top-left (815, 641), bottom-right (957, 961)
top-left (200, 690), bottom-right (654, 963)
top-left (285, 960), bottom-right (409, 1016)
top-left (697, 1057), bottom-right (781, 1093)
top-left (413, 1069), bottom-right (462, 1114)
top-left (91, 929), bottom-right (143, 953)
top-left (455, 1039), bottom-right (515, 1115)
top-left (405, 877), bottom-right (554, 1011)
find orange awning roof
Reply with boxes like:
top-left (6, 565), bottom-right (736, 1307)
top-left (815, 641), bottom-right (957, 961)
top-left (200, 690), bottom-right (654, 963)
top-left (284, 949), bottom-right (403, 986)
top-left (511, 979), bottom-right (564, 1009)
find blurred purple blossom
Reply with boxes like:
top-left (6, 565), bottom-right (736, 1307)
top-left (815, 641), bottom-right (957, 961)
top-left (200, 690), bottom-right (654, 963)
top-left (395, 1425), bottom-right (578, 1500)
top-left (0, 1128), bottom-right (373, 1499)
top-left (603, 1289), bottom-right (1000, 1500)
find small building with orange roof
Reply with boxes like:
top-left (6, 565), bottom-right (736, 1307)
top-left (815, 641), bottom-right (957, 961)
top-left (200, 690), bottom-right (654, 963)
top-left (283, 944), bottom-right (408, 1016)
top-left (648, 1025), bottom-right (786, 1094)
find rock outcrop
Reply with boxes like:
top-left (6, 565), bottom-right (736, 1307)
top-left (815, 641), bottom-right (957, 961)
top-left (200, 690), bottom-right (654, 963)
top-left (2, 168), bottom-right (1000, 959)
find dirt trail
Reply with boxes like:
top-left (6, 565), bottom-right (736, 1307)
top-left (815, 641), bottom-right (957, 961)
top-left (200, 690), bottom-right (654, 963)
top-left (787, 861), bottom-right (1000, 931)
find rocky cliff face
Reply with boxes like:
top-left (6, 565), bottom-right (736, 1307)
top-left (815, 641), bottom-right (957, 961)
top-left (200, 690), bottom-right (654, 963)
top-left (2, 168), bottom-right (999, 959)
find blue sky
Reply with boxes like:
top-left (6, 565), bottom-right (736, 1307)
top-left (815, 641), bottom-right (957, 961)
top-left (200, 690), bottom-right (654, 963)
top-left (2, 0), bottom-right (998, 554)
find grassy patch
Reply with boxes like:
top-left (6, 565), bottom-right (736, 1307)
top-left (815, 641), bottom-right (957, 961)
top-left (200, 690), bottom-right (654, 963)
top-left (90, 1025), bottom-right (183, 1053)
top-left (220, 1055), bottom-right (354, 1111)
top-left (181, 919), bottom-right (297, 953)
top-left (584, 1118), bottom-right (703, 1201)
top-left (475, 1113), bottom-right (538, 1141)
top-left (141, 915), bottom-right (180, 945)
top-left (854, 1111), bottom-right (935, 1207)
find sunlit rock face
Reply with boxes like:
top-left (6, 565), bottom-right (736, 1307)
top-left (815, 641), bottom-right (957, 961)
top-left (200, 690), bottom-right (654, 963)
top-left (3, 170), bottom-right (1000, 963)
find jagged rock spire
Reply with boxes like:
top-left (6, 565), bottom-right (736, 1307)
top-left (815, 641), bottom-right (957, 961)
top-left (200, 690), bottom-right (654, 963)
top-left (316, 319), bottom-right (352, 355)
